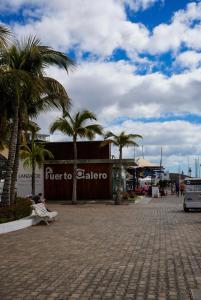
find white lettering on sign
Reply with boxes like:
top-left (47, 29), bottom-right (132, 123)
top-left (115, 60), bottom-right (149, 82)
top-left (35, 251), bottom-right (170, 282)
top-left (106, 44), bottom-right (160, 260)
top-left (18, 173), bottom-right (40, 179)
top-left (45, 167), bottom-right (107, 180)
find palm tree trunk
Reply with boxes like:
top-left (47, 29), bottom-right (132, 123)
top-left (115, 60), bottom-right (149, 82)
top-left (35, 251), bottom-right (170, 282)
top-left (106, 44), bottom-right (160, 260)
top-left (72, 137), bottom-right (77, 204)
top-left (115, 147), bottom-right (123, 205)
top-left (32, 158), bottom-right (36, 196)
top-left (1, 106), bottom-right (19, 206)
top-left (10, 126), bottom-right (21, 204)
top-left (31, 130), bottom-right (36, 196)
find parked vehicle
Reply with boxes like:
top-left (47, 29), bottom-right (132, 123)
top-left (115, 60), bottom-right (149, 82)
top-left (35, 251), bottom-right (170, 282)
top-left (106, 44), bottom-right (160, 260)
top-left (183, 178), bottom-right (201, 212)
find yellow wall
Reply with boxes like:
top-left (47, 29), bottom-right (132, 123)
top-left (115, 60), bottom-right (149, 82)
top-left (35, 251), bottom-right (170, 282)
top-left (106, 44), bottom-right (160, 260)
top-left (0, 148), bottom-right (8, 159)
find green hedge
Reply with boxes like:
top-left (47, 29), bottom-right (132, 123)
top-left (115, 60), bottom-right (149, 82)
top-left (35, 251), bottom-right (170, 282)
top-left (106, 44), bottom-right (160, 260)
top-left (0, 197), bottom-right (32, 224)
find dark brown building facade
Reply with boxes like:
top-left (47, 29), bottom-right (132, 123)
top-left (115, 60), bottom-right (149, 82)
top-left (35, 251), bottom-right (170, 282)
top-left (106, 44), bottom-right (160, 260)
top-left (44, 141), bottom-right (112, 200)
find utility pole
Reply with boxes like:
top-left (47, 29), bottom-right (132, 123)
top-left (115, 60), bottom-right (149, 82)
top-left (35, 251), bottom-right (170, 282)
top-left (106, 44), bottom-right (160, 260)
top-left (160, 147), bottom-right (163, 177)
top-left (188, 157), bottom-right (192, 177)
top-left (195, 158), bottom-right (198, 178)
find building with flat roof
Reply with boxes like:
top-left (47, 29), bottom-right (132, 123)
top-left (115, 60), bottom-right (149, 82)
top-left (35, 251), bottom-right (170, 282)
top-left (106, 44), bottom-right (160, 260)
top-left (17, 141), bottom-right (136, 200)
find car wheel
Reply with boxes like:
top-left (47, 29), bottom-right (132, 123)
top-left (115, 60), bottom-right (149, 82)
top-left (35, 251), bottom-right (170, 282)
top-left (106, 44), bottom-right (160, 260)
top-left (184, 205), bottom-right (189, 212)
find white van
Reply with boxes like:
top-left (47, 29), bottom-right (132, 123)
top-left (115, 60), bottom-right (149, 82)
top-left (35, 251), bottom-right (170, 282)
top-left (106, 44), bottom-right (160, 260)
top-left (183, 178), bottom-right (201, 212)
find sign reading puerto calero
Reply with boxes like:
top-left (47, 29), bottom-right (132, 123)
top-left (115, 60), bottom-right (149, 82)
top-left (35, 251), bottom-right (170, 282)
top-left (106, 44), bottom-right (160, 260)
top-left (45, 167), bottom-right (108, 180)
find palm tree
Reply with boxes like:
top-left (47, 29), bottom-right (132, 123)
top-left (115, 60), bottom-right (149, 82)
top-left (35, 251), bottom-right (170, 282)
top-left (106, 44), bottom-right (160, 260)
top-left (104, 131), bottom-right (142, 160)
top-left (20, 123), bottom-right (53, 195)
top-left (0, 24), bottom-right (12, 150)
top-left (0, 116), bottom-right (10, 151)
top-left (0, 70), bottom-right (30, 205)
top-left (103, 131), bottom-right (142, 204)
top-left (0, 24), bottom-right (12, 48)
top-left (9, 76), bottom-right (70, 204)
top-left (10, 120), bottom-right (38, 203)
top-left (50, 110), bottom-right (103, 204)
top-left (0, 36), bottom-right (74, 205)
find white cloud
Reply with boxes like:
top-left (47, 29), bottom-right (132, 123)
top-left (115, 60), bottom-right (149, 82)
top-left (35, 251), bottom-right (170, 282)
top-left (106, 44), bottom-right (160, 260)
top-left (44, 61), bottom-right (201, 124)
top-left (3, 0), bottom-right (201, 60)
top-left (175, 50), bottom-right (201, 69)
top-left (46, 118), bottom-right (201, 174)
top-left (149, 22), bottom-right (185, 54)
top-left (0, 0), bottom-right (161, 12)
top-left (149, 2), bottom-right (201, 54)
top-left (104, 119), bottom-right (201, 172)
top-left (2, 0), bottom-right (201, 172)
top-left (121, 0), bottom-right (162, 11)
top-left (2, 1), bottom-right (201, 58)
top-left (33, 59), bottom-right (201, 173)
top-left (7, 0), bottom-right (150, 57)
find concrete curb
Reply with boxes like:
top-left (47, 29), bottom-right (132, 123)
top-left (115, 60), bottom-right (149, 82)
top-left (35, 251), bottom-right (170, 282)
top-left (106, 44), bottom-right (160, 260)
top-left (0, 215), bottom-right (40, 234)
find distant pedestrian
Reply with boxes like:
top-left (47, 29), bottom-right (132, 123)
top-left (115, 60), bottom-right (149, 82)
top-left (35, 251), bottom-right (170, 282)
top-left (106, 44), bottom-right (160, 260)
top-left (143, 183), bottom-right (149, 195)
top-left (171, 182), bottom-right (175, 195)
top-left (180, 182), bottom-right (185, 196)
top-left (175, 182), bottom-right (180, 197)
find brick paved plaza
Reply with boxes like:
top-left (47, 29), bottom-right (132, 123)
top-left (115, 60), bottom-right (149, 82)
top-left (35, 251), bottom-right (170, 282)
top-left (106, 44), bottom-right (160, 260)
top-left (1, 196), bottom-right (201, 300)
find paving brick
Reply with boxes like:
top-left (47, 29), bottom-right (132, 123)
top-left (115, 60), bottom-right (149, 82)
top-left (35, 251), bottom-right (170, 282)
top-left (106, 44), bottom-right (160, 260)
top-left (0, 196), bottom-right (201, 299)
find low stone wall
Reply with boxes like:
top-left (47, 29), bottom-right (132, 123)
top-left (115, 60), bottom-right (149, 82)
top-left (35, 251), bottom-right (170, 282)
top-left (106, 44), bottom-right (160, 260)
top-left (0, 215), bottom-right (40, 234)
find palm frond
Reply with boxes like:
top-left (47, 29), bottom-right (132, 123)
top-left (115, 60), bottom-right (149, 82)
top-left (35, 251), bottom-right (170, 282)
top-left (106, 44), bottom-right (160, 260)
top-left (0, 24), bottom-right (12, 48)
top-left (51, 110), bottom-right (102, 143)
top-left (50, 117), bottom-right (74, 136)
top-left (79, 110), bottom-right (97, 124)
top-left (102, 130), bottom-right (143, 156)
top-left (104, 131), bottom-right (117, 140)
top-left (84, 124), bottom-right (103, 136)
top-left (42, 77), bottom-right (71, 111)
top-left (38, 45), bottom-right (75, 72)
top-left (20, 142), bottom-right (54, 169)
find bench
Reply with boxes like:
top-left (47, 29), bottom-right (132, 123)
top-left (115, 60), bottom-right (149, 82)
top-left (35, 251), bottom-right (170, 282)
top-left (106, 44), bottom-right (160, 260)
top-left (31, 203), bottom-right (58, 225)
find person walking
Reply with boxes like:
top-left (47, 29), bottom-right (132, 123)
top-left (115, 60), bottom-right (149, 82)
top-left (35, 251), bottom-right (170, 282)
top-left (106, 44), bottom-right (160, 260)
top-left (180, 182), bottom-right (185, 196)
top-left (175, 181), bottom-right (180, 197)
top-left (171, 182), bottom-right (175, 195)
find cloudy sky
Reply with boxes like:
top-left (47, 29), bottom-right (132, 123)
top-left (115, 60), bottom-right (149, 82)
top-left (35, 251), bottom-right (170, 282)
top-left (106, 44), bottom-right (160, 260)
top-left (1, 0), bottom-right (201, 174)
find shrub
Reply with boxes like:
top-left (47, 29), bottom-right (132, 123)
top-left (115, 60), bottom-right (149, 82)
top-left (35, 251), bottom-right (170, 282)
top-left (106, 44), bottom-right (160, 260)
top-left (14, 197), bottom-right (32, 219)
top-left (128, 192), bottom-right (137, 202)
top-left (121, 192), bottom-right (129, 200)
top-left (0, 197), bottom-right (32, 224)
top-left (0, 205), bottom-right (14, 223)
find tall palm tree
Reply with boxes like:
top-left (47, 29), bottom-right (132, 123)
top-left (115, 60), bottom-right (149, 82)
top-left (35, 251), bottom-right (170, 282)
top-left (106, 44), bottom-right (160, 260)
top-left (10, 120), bottom-right (39, 203)
top-left (9, 75), bottom-right (71, 204)
top-left (0, 70), bottom-right (32, 205)
top-left (0, 24), bottom-right (12, 149)
top-left (0, 36), bottom-right (74, 205)
top-left (20, 124), bottom-right (53, 195)
top-left (103, 131), bottom-right (142, 204)
top-left (104, 131), bottom-right (142, 160)
top-left (0, 116), bottom-right (10, 151)
top-left (50, 110), bottom-right (103, 204)
top-left (0, 25), bottom-right (12, 154)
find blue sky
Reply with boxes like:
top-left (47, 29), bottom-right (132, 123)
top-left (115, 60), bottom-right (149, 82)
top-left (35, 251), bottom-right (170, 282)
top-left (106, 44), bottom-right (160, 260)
top-left (130, 1), bottom-right (191, 29)
top-left (1, 0), bottom-right (201, 174)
